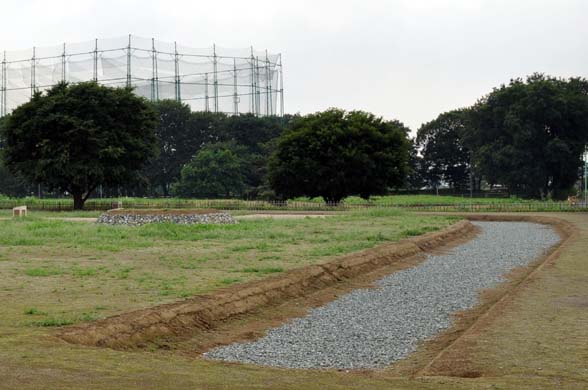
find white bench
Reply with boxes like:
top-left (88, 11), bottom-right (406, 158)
top-left (13, 206), bottom-right (28, 217)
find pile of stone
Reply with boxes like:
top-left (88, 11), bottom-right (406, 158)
top-left (96, 211), bottom-right (237, 226)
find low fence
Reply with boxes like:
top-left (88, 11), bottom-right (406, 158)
top-left (0, 199), bottom-right (587, 213)
top-left (395, 202), bottom-right (588, 213)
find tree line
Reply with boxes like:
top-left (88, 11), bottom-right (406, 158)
top-left (414, 74), bottom-right (588, 199)
top-left (1, 73), bottom-right (587, 209)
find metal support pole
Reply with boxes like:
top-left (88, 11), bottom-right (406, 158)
top-left (151, 38), bottom-right (159, 102)
top-left (1, 51), bottom-right (6, 117)
top-left (92, 38), bottom-right (98, 82)
top-left (204, 73), bottom-right (209, 112)
top-left (31, 47), bottom-right (36, 96)
top-left (233, 58), bottom-right (239, 115)
top-left (279, 54), bottom-right (284, 118)
top-left (250, 47), bottom-right (255, 114)
top-left (93, 39), bottom-right (98, 82)
top-left (61, 43), bottom-right (67, 82)
top-left (255, 56), bottom-right (261, 117)
top-left (265, 50), bottom-right (272, 116)
top-left (213, 44), bottom-right (218, 113)
top-left (174, 41), bottom-right (181, 102)
top-left (126, 35), bottom-right (132, 88)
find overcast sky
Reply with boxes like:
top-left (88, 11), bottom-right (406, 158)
top-left (2, 0), bottom-right (587, 132)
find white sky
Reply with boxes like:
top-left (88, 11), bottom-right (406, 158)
top-left (2, 0), bottom-right (587, 133)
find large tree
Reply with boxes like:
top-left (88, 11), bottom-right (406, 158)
top-left (268, 109), bottom-right (411, 203)
top-left (142, 109), bottom-right (288, 197)
top-left (171, 142), bottom-right (247, 198)
top-left (219, 114), bottom-right (284, 155)
top-left (416, 109), bottom-right (471, 192)
top-left (404, 139), bottom-right (426, 190)
top-left (464, 74), bottom-right (588, 199)
top-left (0, 117), bottom-right (31, 197)
top-left (217, 114), bottom-right (286, 197)
top-left (143, 101), bottom-right (221, 196)
top-left (1, 82), bottom-right (158, 209)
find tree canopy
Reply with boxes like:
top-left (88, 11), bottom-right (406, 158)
top-left (268, 109), bottom-right (411, 203)
top-left (464, 74), bottom-right (588, 199)
top-left (141, 103), bottom-right (287, 197)
top-left (143, 101), bottom-right (220, 196)
top-left (171, 142), bottom-right (247, 198)
top-left (1, 82), bottom-right (158, 208)
top-left (416, 109), bottom-right (471, 191)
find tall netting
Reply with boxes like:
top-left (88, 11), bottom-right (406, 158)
top-left (0, 35), bottom-right (284, 117)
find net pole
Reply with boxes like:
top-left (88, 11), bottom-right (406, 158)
top-left (126, 35), bottom-right (132, 88)
top-left (255, 56), bottom-right (261, 117)
top-left (174, 41), bottom-right (181, 102)
top-left (233, 58), bottom-right (238, 115)
top-left (31, 47), bottom-right (36, 96)
top-left (213, 44), bottom-right (218, 113)
top-left (151, 38), bottom-right (157, 102)
top-left (154, 41), bottom-right (159, 101)
top-left (265, 50), bottom-right (271, 116)
top-left (62, 43), bottom-right (67, 82)
top-left (204, 73), bottom-right (209, 111)
top-left (250, 47), bottom-right (255, 114)
top-left (279, 54), bottom-right (284, 118)
top-left (0, 51), bottom-right (5, 117)
top-left (93, 39), bottom-right (98, 82)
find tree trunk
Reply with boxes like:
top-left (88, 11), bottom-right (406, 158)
top-left (72, 192), bottom-right (85, 210)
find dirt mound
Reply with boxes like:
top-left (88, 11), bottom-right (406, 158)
top-left (57, 220), bottom-right (475, 349)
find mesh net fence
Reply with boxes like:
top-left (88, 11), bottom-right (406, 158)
top-left (0, 35), bottom-right (283, 117)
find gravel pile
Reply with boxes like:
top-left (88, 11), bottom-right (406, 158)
top-left (205, 221), bottom-right (560, 369)
top-left (96, 212), bottom-right (237, 226)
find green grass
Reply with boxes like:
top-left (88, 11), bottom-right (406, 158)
top-left (1, 195), bottom-right (582, 215)
top-left (0, 209), bottom-right (457, 326)
top-left (0, 209), bottom-right (102, 218)
top-left (29, 317), bottom-right (75, 327)
top-left (219, 277), bottom-right (242, 285)
top-left (24, 308), bottom-right (47, 316)
top-left (71, 266), bottom-right (99, 277)
top-left (24, 267), bottom-right (64, 277)
top-left (0, 194), bottom-right (536, 210)
top-left (242, 266), bottom-right (284, 274)
top-left (28, 311), bottom-right (99, 327)
top-left (401, 226), bottom-right (441, 237)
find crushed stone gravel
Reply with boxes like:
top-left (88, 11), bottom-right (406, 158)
top-left (204, 221), bottom-right (560, 369)
top-left (96, 212), bottom-right (236, 226)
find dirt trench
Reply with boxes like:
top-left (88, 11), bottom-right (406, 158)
top-left (57, 220), bottom-right (476, 349)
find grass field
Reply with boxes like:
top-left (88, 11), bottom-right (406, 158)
top-left (0, 209), bottom-right (455, 329)
top-left (0, 211), bottom-right (586, 389)
top-left (0, 209), bottom-right (103, 218)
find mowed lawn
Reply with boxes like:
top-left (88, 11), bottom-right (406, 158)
top-left (0, 209), bottom-right (456, 329)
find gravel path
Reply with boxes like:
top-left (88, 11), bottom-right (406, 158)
top-left (205, 221), bottom-right (560, 369)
